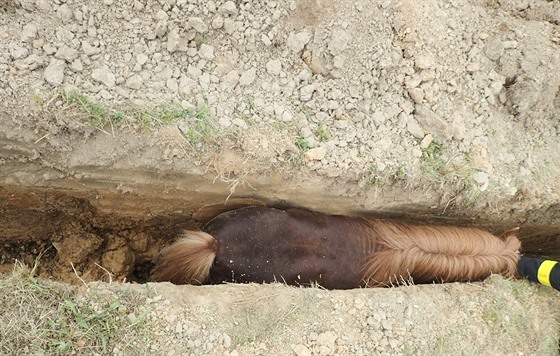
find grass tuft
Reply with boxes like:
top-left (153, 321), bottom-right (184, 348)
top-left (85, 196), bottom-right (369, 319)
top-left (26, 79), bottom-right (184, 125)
top-left (0, 261), bottom-right (151, 355)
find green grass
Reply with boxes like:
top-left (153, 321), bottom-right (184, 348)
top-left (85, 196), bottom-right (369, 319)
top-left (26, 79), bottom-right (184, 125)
top-left (0, 261), bottom-right (151, 355)
top-left (315, 124), bottom-right (329, 142)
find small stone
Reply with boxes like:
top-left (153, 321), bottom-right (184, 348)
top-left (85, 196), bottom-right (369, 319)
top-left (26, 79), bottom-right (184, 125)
top-left (222, 333), bottom-right (232, 348)
top-left (218, 1), bottom-right (238, 16)
top-left (299, 84), bottom-right (315, 102)
top-left (92, 66), bottom-right (116, 88)
top-left (415, 53), bottom-right (435, 70)
top-left (239, 68), bottom-right (256, 86)
top-left (56, 4), bottom-right (73, 22)
top-left (155, 20), bottom-right (168, 38)
top-left (198, 44), bottom-right (215, 60)
top-left (9, 45), bottom-right (29, 59)
top-left (188, 17), bottom-right (208, 33)
top-left (472, 171), bottom-right (489, 191)
top-left (408, 88), bottom-right (424, 104)
top-left (265, 59), bottom-right (282, 76)
top-left (136, 53), bottom-right (149, 65)
top-left (287, 30), bottom-right (311, 53)
top-left (55, 45), bottom-right (79, 62)
top-left (371, 111), bottom-right (386, 126)
top-left (70, 59), bottom-right (83, 72)
top-left (419, 134), bottom-right (433, 149)
top-left (126, 75), bottom-right (144, 89)
top-left (212, 16), bottom-right (224, 29)
top-left (414, 105), bottom-right (452, 142)
top-left (21, 23), bottom-right (38, 43)
top-left (43, 58), bottom-right (66, 86)
top-left (484, 37), bottom-right (504, 61)
top-left (81, 41), bottom-right (98, 56)
top-left (167, 29), bottom-right (180, 53)
top-left (328, 28), bottom-right (351, 55)
top-left (317, 331), bottom-right (337, 349)
top-left (305, 147), bottom-right (327, 161)
top-left (292, 344), bottom-right (311, 356)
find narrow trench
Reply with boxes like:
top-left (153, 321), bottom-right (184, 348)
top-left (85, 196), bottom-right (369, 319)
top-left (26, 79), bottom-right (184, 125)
top-left (1, 186), bottom-right (559, 285)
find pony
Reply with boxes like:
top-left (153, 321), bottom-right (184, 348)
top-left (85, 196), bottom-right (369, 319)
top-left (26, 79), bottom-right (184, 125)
top-left (151, 206), bottom-right (523, 289)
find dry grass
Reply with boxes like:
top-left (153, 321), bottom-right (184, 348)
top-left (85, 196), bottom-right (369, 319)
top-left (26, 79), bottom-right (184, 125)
top-left (0, 261), bottom-right (151, 355)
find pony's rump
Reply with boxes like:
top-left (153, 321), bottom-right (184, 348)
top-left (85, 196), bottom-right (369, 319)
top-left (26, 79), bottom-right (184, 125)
top-left (361, 220), bottom-right (521, 286)
top-left (151, 231), bottom-right (217, 285)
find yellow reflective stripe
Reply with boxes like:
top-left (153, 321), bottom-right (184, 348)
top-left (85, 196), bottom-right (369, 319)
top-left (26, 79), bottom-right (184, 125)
top-left (537, 260), bottom-right (558, 288)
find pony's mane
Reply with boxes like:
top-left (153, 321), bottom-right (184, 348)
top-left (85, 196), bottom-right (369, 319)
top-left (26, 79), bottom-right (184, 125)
top-left (361, 220), bottom-right (521, 286)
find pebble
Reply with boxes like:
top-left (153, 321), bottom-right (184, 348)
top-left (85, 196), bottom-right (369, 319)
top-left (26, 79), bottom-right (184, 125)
top-left (328, 28), bottom-right (351, 55)
top-left (484, 37), bottom-right (504, 61)
top-left (43, 58), bottom-right (66, 86)
top-left (305, 147), bottom-right (327, 161)
top-left (239, 68), bottom-right (256, 86)
top-left (21, 23), bottom-right (38, 43)
top-left (55, 45), bottom-right (79, 62)
top-left (266, 59), bottom-right (282, 76)
top-left (92, 66), bottom-right (116, 87)
top-left (287, 30), bottom-right (311, 53)
top-left (188, 17), bottom-right (208, 33)
top-left (126, 75), bottom-right (144, 89)
top-left (219, 1), bottom-right (238, 16)
top-left (198, 44), bottom-right (215, 60)
top-left (292, 344), bottom-right (312, 356)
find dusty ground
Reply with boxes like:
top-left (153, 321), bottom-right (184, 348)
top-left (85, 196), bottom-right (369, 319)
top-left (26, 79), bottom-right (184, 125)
top-left (1, 0), bottom-right (560, 354)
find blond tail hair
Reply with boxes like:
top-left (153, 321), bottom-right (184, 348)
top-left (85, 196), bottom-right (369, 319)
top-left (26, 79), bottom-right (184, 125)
top-left (362, 221), bottom-right (521, 287)
top-left (151, 231), bottom-right (216, 285)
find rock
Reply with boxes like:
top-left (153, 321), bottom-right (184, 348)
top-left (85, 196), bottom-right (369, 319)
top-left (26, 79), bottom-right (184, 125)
top-left (36, 0), bottom-right (51, 12)
top-left (484, 37), bottom-right (504, 61)
top-left (126, 75), bottom-right (144, 89)
top-left (92, 66), bottom-right (116, 88)
top-left (136, 53), bottom-right (149, 65)
top-left (266, 59), bottom-right (282, 76)
top-left (419, 134), bottom-right (433, 149)
top-left (167, 29), bottom-right (180, 53)
top-left (21, 23), bottom-right (38, 43)
top-left (405, 114), bottom-right (425, 139)
top-left (222, 333), bottom-right (232, 348)
top-left (212, 16), bottom-right (224, 29)
top-left (472, 171), bottom-right (489, 191)
top-left (371, 111), bottom-right (386, 126)
top-left (415, 53), bottom-right (435, 70)
top-left (15, 54), bottom-right (45, 71)
top-left (292, 344), bottom-right (312, 356)
top-left (43, 58), bottom-right (65, 86)
top-left (218, 1), bottom-right (238, 16)
top-left (55, 45), bottom-right (79, 62)
top-left (81, 41), bottom-right (98, 56)
top-left (299, 84), bottom-right (315, 102)
top-left (328, 28), bottom-right (351, 55)
top-left (408, 88), bottom-right (424, 104)
top-left (154, 20), bottom-right (168, 38)
top-left (414, 105), bottom-right (452, 142)
top-left (287, 30), bottom-right (311, 53)
top-left (9, 45), bottom-right (29, 60)
top-left (70, 59), bottom-right (83, 72)
top-left (198, 44), bottom-right (215, 60)
top-left (222, 70), bottom-right (240, 90)
top-left (239, 68), bottom-right (256, 86)
top-left (305, 147), bottom-right (327, 161)
top-left (188, 17), bottom-right (208, 33)
top-left (317, 331), bottom-right (337, 349)
top-left (56, 4), bottom-right (73, 23)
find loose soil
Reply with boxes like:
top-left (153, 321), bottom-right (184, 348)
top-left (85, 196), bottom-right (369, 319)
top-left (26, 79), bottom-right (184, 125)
top-left (1, 0), bottom-right (560, 354)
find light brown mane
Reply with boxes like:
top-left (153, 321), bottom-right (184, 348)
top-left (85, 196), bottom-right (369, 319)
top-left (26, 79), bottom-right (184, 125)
top-left (361, 220), bottom-right (521, 287)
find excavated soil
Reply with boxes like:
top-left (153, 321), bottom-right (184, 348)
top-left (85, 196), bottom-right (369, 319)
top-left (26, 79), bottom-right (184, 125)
top-left (1, 0), bottom-right (560, 354)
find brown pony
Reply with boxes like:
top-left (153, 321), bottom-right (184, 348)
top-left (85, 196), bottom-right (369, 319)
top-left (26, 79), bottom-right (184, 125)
top-left (151, 206), bottom-right (521, 289)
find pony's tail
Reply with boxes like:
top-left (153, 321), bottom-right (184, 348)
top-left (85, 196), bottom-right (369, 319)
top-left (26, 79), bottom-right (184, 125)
top-left (151, 231), bottom-right (217, 285)
top-left (362, 221), bottom-right (521, 287)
